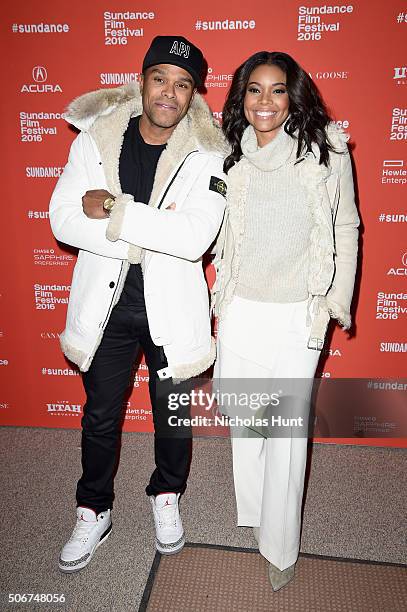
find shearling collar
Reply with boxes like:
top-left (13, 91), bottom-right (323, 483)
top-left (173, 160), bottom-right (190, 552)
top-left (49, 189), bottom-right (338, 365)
top-left (64, 81), bottom-right (226, 155)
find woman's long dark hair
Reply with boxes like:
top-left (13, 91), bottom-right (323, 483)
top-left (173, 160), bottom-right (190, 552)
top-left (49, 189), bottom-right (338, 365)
top-left (223, 51), bottom-right (335, 173)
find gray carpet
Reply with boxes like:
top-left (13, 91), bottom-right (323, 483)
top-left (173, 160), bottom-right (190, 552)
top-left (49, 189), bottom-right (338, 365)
top-left (0, 428), bottom-right (405, 611)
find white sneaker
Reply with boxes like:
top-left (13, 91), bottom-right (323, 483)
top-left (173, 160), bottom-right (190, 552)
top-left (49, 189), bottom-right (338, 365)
top-left (150, 493), bottom-right (185, 555)
top-left (58, 507), bottom-right (112, 572)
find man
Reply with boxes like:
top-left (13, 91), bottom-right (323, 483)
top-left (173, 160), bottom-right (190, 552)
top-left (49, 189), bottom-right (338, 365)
top-left (49, 35), bottom-right (227, 572)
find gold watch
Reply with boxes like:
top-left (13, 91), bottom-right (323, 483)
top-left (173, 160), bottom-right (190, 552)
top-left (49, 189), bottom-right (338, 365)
top-left (103, 197), bottom-right (116, 214)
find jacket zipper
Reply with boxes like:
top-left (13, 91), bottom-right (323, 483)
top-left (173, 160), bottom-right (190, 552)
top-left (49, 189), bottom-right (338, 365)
top-left (157, 150), bottom-right (198, 209)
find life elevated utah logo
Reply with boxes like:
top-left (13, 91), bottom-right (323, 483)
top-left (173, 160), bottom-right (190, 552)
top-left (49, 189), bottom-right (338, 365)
top-left (393, 67), bottom-right (407, 85)
top-left (21, 66), bottom-right (62, 93)
top-left (47, 401), bottom-right (82, 416)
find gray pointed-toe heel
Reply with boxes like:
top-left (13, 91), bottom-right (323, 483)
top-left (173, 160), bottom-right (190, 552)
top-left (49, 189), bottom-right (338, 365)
top-left (268, 562), bottom-right (295, 591)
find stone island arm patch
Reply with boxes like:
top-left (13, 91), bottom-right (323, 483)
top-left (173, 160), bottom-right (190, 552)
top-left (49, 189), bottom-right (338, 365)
top-left (209, 176), bottom-right (227, 198)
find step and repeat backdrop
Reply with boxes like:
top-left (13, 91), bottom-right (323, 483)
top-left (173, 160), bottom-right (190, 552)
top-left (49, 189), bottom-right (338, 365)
top-left (1, 1), bottom-right (406, 446)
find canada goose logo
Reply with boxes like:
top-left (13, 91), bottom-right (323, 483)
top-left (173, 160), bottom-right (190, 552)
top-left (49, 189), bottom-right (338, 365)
top-left (169, 40), bottom-right (190, 58)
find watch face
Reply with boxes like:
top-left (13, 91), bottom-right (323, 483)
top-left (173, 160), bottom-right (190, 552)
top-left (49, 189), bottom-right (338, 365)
top-left (103, 198), bottom-right (115, 211)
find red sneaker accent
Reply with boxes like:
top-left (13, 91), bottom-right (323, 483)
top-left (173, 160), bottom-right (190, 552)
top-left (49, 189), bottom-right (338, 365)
top-left (77, 506), bottom-right (97, 521)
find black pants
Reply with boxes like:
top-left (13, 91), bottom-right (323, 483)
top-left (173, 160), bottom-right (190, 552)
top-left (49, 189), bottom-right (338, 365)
top-left (76, 304), bottom-right (192, 514)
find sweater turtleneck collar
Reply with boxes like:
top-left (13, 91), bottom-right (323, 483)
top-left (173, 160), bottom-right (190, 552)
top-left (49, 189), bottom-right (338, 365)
top-left (240, 119), bottom-right (296, 171)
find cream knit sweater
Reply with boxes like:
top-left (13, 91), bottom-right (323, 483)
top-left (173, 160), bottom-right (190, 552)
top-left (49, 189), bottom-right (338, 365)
top-left (235, 124), bottom-right (313, 302)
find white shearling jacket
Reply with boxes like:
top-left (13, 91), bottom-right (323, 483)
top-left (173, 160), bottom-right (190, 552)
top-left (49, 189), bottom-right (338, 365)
top-left (212, 123), bottom-right (360, 349)
top-left (49, 83), bottom-right (227, 378)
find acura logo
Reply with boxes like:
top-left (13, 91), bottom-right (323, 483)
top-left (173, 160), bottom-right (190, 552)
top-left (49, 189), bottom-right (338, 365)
top-left (32, 66), bottom-right (47, 83)
top-left (402, 252), bottom-right (407, 266)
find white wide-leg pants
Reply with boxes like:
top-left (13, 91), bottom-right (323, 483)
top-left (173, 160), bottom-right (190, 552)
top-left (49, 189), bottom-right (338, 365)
top-left (216, 296), bottom-right (321, 571)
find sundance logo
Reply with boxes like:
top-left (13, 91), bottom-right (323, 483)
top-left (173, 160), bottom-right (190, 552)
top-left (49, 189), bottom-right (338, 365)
top-left (26, 167), bottom-right (63, 178)
top-left (380, 342), bottom-right (407, 353)
top-left (21, 66), bottom-right (62, 93)
top-left (100, 72), bottom-right (139, 85)
top-left (12, 23), bottom-right (70, 34)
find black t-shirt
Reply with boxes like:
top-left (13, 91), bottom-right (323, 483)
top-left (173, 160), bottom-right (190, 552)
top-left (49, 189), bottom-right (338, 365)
top-left (117, 116), bottom-right (166, 308)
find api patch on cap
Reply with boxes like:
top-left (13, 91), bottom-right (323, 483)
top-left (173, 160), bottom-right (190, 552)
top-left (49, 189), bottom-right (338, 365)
top-left (209, 176), bottom-right (227, 198)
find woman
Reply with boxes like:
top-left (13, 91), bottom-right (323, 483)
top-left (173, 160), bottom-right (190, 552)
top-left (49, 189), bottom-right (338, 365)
top-left (213, 51), bottom-right (359, 590)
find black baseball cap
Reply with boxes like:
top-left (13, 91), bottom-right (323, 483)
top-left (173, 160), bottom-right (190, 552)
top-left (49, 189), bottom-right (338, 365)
top-left (142, 35), bottom-right (204, 87)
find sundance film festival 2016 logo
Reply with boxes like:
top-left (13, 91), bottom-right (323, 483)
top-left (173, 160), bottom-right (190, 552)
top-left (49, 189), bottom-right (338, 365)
top-left (297, 4), bottom-right (354, 41)
top-left (376, 289), bottom-right (407, 320)
top-left (34, 283), bottom-right (70, 311)
top-left (21, 66), bottom-right (62, 93)
top-left (20, 111), bottom-right (64, 143)
top-left (393, 66), bottom-right (407, 85)
top-left (103, 10), bottom-right (155, 45)
top-left (390, 108), bottom-right (407, 140)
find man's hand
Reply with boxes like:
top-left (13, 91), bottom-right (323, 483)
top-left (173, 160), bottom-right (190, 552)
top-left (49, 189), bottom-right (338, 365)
top-left (82, 189), bottom-right (114, 219)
